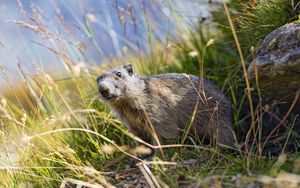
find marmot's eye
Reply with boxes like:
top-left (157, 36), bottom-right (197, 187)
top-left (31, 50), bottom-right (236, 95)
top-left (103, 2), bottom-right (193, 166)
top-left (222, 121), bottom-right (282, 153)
top-left (116, 72), bottom-right (122, 77)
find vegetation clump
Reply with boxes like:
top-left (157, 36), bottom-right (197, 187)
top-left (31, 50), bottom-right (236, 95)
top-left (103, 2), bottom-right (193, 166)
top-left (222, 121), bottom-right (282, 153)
top-left (0, 0), bottom-right (299, 187)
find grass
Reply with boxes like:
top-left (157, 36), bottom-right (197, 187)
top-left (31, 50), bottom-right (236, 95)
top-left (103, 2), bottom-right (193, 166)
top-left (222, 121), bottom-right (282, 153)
top-left (0, 0), bottom-right (300, 187)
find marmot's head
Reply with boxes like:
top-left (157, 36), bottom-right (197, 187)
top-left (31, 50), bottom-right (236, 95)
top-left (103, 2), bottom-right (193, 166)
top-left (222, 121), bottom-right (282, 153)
top-left (96, 64), bottom-right (142, 103)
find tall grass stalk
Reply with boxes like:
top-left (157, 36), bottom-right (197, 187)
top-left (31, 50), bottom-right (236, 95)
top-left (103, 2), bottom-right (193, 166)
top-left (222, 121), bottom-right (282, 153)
top-left (222, 1), bottom-right (255, 156)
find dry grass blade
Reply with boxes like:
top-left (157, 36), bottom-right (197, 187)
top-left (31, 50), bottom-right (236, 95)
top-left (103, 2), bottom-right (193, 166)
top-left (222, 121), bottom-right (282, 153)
top-left (262, 89), bottom-right (300, 151)
top-left (137, 163), bottom-right (161, 188)
top-left (60, 178), bottom-right (112, 188)
top-left (223, 0), bottom-right (255, 158)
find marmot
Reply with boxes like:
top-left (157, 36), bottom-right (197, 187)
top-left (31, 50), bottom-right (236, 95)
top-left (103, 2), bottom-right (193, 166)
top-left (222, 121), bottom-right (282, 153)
top-left (96, 64), bottom-right (234, 151)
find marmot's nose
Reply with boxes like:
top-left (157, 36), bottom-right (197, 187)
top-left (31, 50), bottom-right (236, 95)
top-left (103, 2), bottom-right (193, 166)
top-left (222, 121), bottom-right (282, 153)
top-left (98, 85), bottom-right (110, 98)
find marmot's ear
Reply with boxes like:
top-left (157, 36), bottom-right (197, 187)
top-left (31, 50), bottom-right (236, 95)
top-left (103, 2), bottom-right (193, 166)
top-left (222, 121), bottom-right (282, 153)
top-left (123, 64), bottom-right (133, 76)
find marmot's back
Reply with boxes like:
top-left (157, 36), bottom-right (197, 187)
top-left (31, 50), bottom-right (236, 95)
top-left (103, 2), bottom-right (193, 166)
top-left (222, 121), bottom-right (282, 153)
top-left (143, 73), bottom-right (234, 145)
top-left (97, 65), bottom-right (234, 148)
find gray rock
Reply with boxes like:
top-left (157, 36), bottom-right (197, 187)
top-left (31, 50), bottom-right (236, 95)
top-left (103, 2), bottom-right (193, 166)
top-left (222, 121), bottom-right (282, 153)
top-left (248, 21), bottom-right (300, 109)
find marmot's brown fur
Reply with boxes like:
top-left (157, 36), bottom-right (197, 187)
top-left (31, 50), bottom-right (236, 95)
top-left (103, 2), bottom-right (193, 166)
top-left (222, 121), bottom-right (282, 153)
top-left (97, 64), bottom-right (234, 150)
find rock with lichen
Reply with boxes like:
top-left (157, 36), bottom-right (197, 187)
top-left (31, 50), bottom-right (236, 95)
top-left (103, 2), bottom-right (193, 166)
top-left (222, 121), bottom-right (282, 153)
top-left (248, 21), bottom-right (300, 110)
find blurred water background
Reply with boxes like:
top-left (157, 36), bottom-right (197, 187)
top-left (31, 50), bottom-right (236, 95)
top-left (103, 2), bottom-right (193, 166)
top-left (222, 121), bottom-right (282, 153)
top-left (0, 0), bottom-right (221, 88)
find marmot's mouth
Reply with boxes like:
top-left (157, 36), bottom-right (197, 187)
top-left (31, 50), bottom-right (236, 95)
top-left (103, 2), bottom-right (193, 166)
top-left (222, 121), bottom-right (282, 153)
top-left (105, 95), bottom-right (117, 101)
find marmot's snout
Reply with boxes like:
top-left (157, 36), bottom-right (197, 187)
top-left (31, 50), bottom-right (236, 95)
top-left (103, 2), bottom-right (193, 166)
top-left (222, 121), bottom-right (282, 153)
top-left (98, 84), bottom-right (110, 99)
top-left (97, 75), bottom-right (117, 101)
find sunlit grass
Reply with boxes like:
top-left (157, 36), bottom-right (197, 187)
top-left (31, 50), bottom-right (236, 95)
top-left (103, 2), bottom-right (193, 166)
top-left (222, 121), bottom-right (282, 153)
top-left (0, 0), bottom-right (299, 187)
